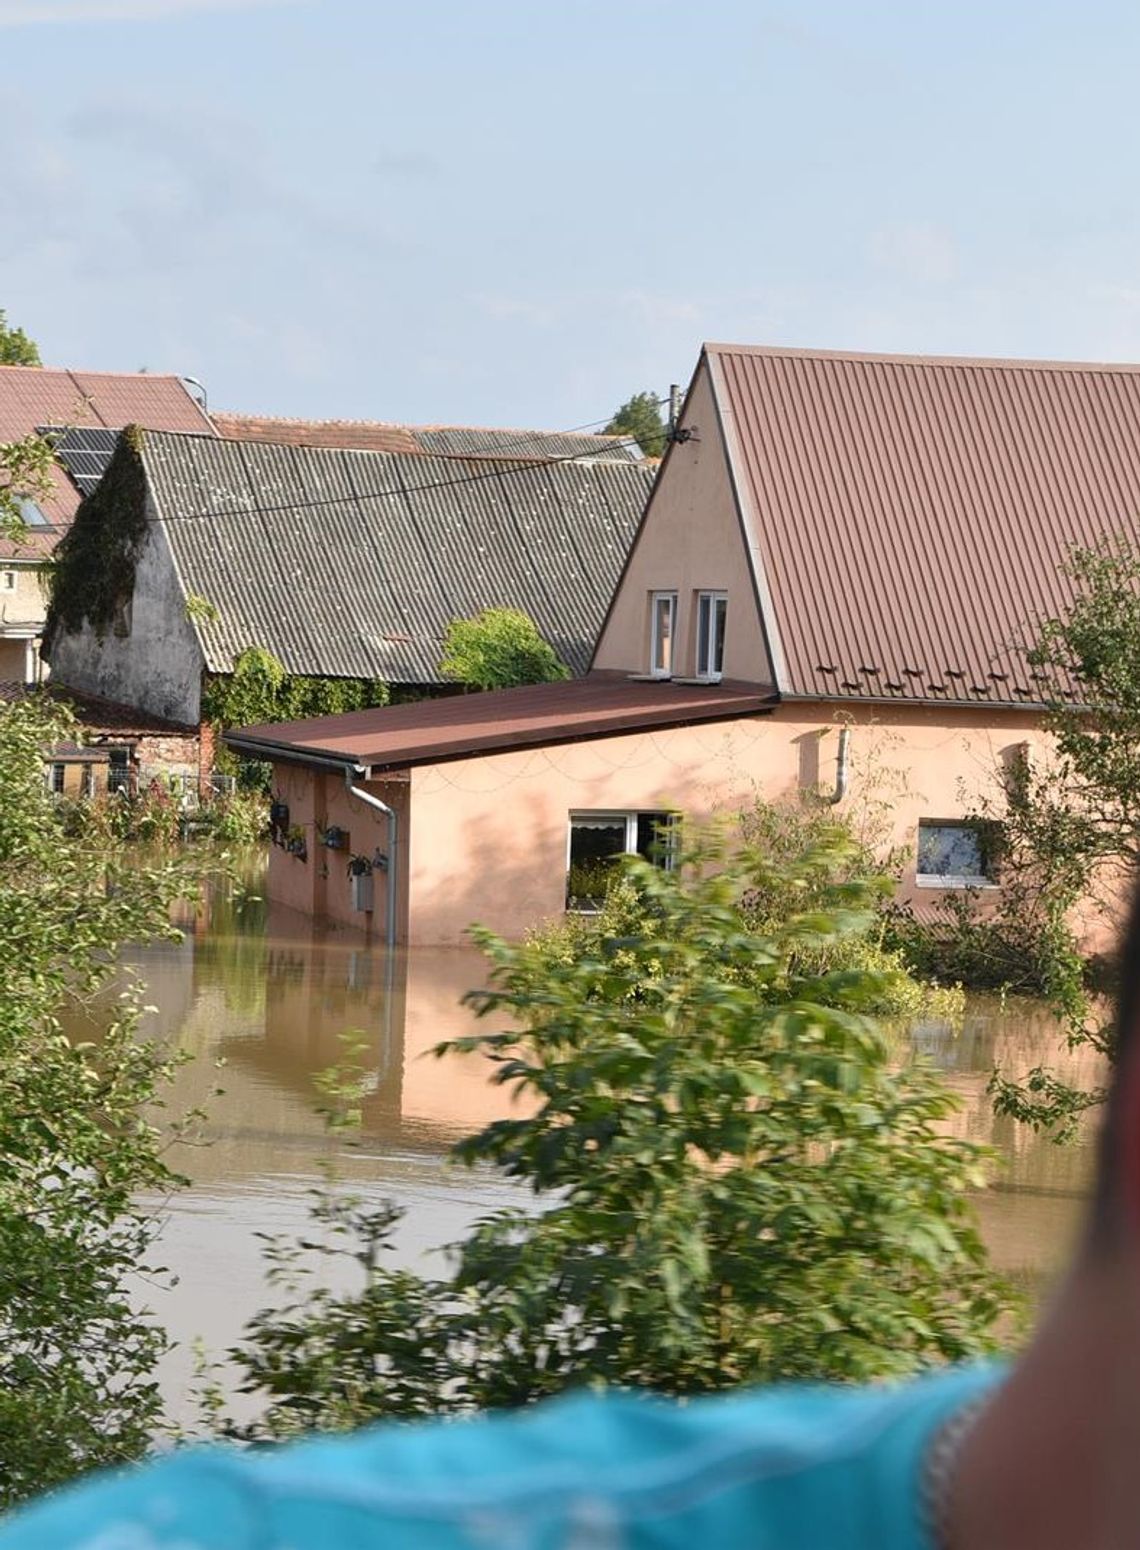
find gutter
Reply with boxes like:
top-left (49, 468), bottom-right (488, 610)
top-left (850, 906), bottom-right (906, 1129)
top-left (223, 731), bottom-right (399, 961)
top-left (343, 767), bottom-right (399, 964)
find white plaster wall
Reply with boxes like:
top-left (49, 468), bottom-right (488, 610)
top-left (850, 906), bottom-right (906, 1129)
top-left (47, 508), bottom-right (205, 725)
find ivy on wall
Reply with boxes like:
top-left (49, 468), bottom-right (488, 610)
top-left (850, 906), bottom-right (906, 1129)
top-left (46, 426), bottom-right (149, 641)
top-left (202, 646), bottom-right (389, 728)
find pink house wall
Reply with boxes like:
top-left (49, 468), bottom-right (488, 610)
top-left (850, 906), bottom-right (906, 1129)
top-left (267, 764), bottom-right (410, 940)
top-left (400, 700), bottom-right (1045, 946)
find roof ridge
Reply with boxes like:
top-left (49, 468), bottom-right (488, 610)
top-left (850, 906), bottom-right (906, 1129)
top-left (215, 410), bottom-right (628, 440)
top-left (703, 341), bottom-right (1140, 374)
top-left (0, 364), bottom-right (190, 382)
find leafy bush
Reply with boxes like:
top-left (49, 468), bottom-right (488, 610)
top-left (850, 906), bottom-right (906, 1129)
top-left (215, 819), bottom-right (1008, 1442)
top-left (439, 607), bottom-right (570, 690)
top-left (0, 698), bottom-right (206, 1505)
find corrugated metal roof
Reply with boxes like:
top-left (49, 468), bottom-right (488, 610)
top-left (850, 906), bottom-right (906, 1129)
top-left (706, 343), bottom-right (1140, 706)
top-left (228, 675), bottom-right (774, 771)
top-left (413, 426), bottom-right (639, 461)
top-left (213, 413), bottom-right (639, 462)
top-left (143, 431), bottom-right (655, 682)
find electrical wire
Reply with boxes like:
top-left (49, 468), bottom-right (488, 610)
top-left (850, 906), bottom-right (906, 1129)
top-left (138, 421), bottom-right (663, 528)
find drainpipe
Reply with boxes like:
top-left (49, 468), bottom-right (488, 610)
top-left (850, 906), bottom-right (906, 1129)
top-left (828, 727), bottom-right (851, 805)
top-left (344, 767), bottom-right (398, 962)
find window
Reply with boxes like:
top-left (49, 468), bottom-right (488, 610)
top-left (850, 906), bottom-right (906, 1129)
top-left (566, 810), bottom-right (675, 911)
top-left (0, 570), bottom-right (15, 592)
top-left (649, 591), bottom-right (677, 677)
top-left (916, 819), bottom-right (1001, 888)
top-left (81, 763), bottom-right (97, 799)
top-left (696, 591), bottom-right (727, 680)
top-left (107, 749), bottom-right (131, 795)
top-left (47, 763), bottom-right (65, 795)
top-left (17, 498), bottom-right (46, 527)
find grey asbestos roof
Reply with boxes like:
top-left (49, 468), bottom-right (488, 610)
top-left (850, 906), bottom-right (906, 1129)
top-left (142, 431), bottom-right (654, 683)
top-left (412, 426), bottom-right (639, 461)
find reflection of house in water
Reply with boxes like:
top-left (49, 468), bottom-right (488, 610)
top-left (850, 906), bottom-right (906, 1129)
top-left (154, 892), bottom-right (520, 1186)
top-left (904, 1000), bottom-right (1102, 1281)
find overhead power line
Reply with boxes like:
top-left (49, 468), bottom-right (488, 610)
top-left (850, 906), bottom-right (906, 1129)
top-left (135, 399), bottom-right (670, 528)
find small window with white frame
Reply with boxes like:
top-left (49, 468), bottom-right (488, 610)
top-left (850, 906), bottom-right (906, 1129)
top-left (46, 762), bottom-right (66, 796)
top-left (649, 591), bottom-right (677, 677)
top-left (566, 810), bottom-right (675, 911)
top-left (916, 819), bottom-right (1001, 888)
top-left (695, 591), bottom-right (727, 680)
top-left (0, 570), bottom-right (16, 592)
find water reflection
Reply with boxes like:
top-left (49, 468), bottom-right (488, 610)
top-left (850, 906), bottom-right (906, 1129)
top-left (106, 864), bottom-right (1104, 1414)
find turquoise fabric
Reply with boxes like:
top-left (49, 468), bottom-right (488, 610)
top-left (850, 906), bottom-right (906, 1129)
top-left (0, 1365), bottom-right (1002, 1549)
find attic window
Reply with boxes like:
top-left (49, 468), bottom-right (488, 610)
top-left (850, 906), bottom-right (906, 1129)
top-left (695, 591), bottom-right (727, 681)
top-left (17, 497), bottom-right (46, 526)
top-left (649, 591), bottom-right (677, 677)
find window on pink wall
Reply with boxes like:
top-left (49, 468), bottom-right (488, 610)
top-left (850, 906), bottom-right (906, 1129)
top-left (565, 810), bottom-right (676, 912)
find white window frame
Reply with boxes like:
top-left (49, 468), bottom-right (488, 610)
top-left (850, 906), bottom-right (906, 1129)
top-left (566, 810), bottom-right (676, 912)
top-left (915, 818), bottom-right (1000, 890)
top-left (649, 591), bottom-right (677, 678)
top-left (695, 590), bottom-right (727, 681)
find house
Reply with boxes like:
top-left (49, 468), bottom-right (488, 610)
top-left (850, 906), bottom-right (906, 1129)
top-left (224, 343), bottom-right (1140, 947)
top-left (0, 681), bottom-right (206, 798)
top-left (44, 428), bottom-right (656, 726)
top-left (0, 365), bottom-right (213, 682)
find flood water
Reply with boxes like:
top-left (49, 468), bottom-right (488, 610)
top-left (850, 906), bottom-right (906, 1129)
top-left (102, 861), bottom-right (1103, 1423)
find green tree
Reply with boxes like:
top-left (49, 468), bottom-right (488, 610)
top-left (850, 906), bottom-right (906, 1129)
top-left (218, 820), bottom-right (1008, 1441)
top-left (0, 433), bottom-right (54, 541)
top-left (0, 695), bottom-right (205, 1506)
top-left (439, 607), bottom-right (570, 691)
top-left (886, 542), bottom-right (1140, 1139)
top-left (0, 308), bottom-right (40, 367)
top-left (604, 390), bottom-right (666, 457)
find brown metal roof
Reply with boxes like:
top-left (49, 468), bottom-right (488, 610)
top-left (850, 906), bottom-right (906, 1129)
top-left (706, 342), bottom-right (1140, 706)
top-left (227, 675), bottom-right (774, 772)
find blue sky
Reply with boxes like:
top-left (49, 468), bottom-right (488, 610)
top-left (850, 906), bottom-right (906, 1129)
top-left (4, 0), bottom-right (1140, 431)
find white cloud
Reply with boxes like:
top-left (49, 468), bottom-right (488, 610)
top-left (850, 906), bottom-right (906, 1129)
top-left (0, 0), bottom-right (300, 24)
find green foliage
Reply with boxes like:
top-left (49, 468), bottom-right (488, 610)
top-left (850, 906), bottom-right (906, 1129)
top-left (203, 646), bottom-right (389, 790)
top-left (216, 822), bottom-right (1007, 1442)
top-left (0, 308), bottom-right (40, 366)
top-left (0, 696), bottom-right (206, 1505)
top-left (0, 431), bottom-right (55, 541)
top-left (883, 543), bottom-right (1140, 1138)
top-left (203, 646), bottom-right (389, 728)
top-left (439, 606), bottom-right (570, 690)
top-left (46, 425), bottom-right (149, 640)
top-left (185, 592), bottom-right (221, 625)
top-left (604, 390), bottom-right (666, 458)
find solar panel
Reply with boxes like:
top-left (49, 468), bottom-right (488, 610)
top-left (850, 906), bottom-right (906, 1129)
top-left (38, 425), bottom-right (122, 498)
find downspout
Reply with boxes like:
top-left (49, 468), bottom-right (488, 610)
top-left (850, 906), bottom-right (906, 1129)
top-left (344, 767), bottom-right (398, 963)
top-left (828, 726), bottom-right (851, 805)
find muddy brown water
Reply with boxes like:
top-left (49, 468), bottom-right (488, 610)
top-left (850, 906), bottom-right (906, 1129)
top-left (87, 866), bottom-right (1103, 1423)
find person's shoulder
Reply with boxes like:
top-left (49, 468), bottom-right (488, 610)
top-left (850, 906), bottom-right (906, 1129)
top-left (0, 1365), bottom-right (1006, 1550)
